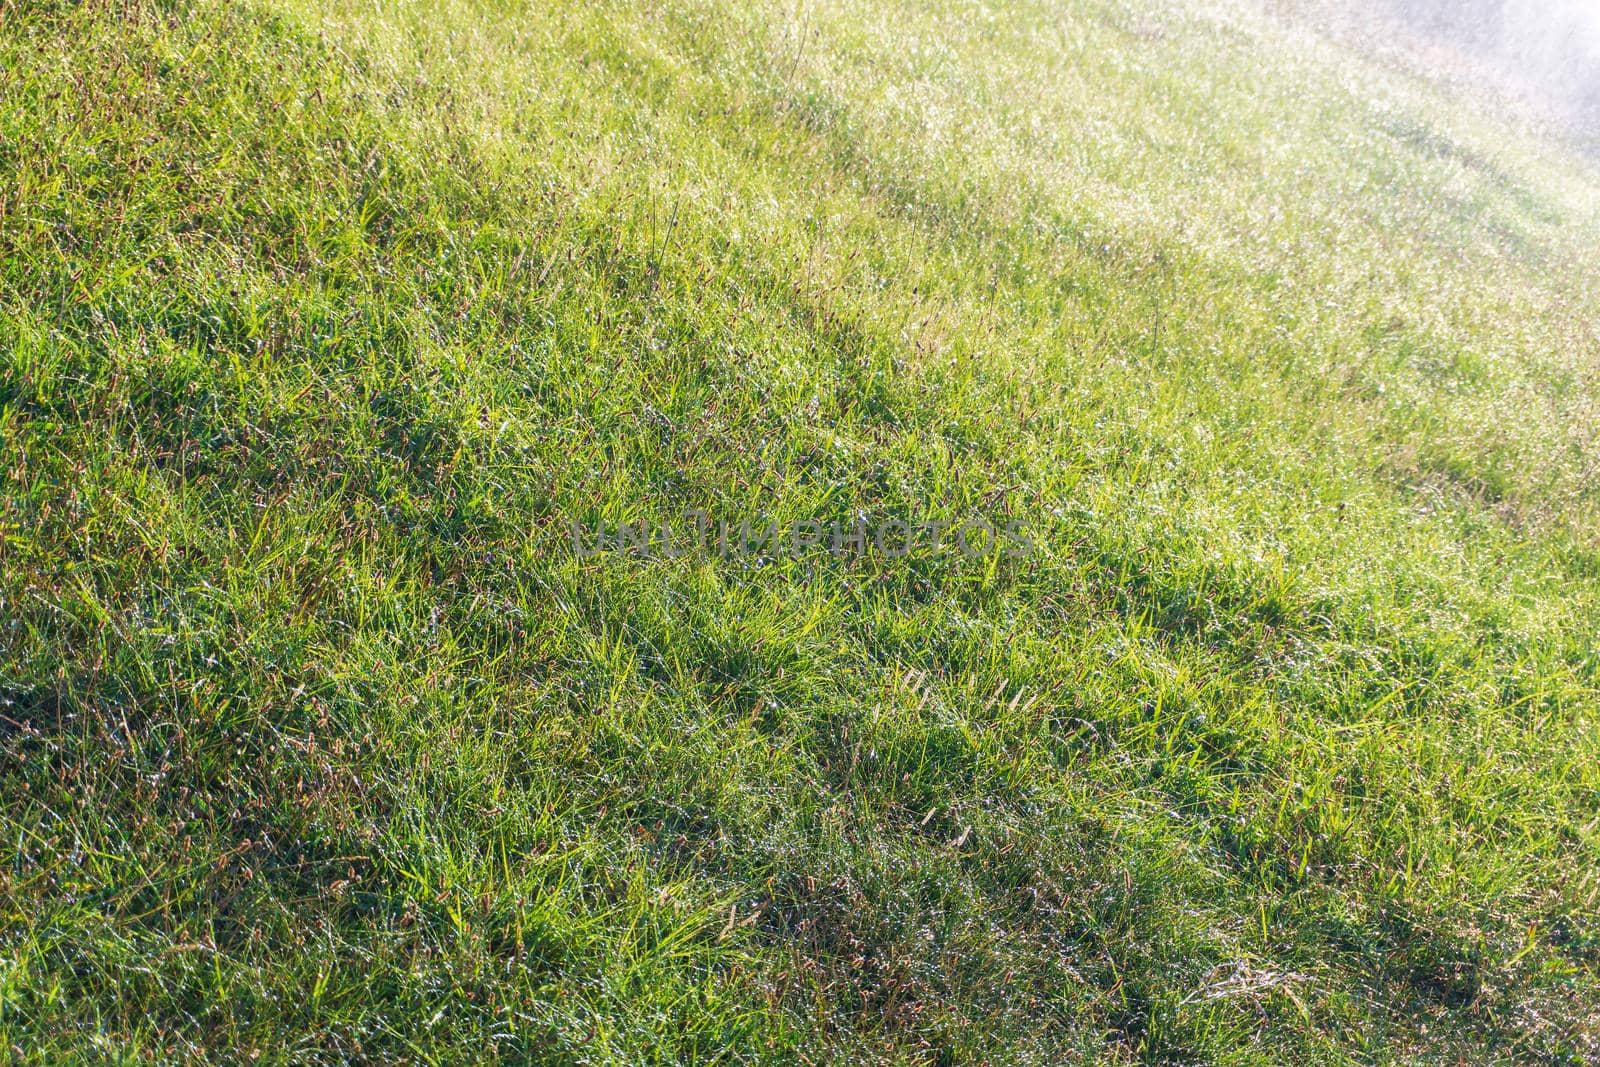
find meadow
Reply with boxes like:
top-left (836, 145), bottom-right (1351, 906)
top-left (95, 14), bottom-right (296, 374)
top-left (2, 0), bottom-right (1598, 1061)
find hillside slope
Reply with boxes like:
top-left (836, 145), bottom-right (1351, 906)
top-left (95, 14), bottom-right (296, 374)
top-left (2, 0), bottom-right (1599, 1061)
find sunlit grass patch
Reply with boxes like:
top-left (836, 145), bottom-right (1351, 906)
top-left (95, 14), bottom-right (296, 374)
top-left (1, 0), bottom-right (1598, 1061)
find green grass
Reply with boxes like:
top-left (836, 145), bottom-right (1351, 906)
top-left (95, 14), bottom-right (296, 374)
top-left (2, 0), bottom-right (1599, 1061)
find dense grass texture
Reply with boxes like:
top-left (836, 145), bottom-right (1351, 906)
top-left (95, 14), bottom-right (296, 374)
top-left (2, 0), bottom-right (1599, 1061)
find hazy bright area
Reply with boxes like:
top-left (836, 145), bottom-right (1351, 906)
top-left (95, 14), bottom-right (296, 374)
top-left (2, 0), bottom-right (1599, 1062)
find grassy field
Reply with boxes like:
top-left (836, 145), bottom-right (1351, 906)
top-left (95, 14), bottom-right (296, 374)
top-left (2, 0), bottom-right (1599, 1061)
